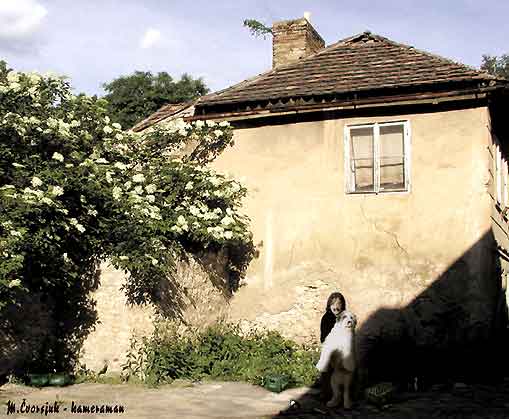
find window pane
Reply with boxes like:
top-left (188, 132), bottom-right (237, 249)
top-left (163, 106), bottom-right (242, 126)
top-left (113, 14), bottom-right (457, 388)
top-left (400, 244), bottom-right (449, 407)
top-left (497, 145), bottom-right (502, 204)
top-left (503, 159), bottom-right (508, 207)
top-left (350, 127), bottom-right (374, 192)
top-left (379, 125), bottom-right (405, 190)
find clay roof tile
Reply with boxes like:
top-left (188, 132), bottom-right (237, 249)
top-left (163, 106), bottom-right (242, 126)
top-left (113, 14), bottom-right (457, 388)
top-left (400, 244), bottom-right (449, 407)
top-left (196, 31), bottom-right (503, 110)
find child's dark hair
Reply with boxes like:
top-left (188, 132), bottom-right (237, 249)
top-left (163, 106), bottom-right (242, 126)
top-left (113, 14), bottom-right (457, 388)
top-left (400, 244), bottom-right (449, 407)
top-left (325, 292), bottom-right (346, 312)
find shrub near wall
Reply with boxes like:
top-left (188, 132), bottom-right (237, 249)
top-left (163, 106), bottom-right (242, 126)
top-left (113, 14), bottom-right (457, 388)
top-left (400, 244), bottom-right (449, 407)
top-left (122, 321), bottom-right (319, 389)
top-left (0, 66), bottom-right (254, 376)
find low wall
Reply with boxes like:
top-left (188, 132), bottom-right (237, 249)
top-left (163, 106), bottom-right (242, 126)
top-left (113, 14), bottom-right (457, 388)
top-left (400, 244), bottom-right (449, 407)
top-left (80, 253), bottom-right (230, 373)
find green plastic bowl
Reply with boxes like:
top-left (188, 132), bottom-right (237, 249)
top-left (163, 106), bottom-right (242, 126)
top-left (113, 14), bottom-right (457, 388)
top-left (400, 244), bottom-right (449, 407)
top-left (48, 373), bottom-right (72, 386)
top-left (263, 373), bottom-right (290, 393)
top-left (28, 374), bottom-right (49, 387)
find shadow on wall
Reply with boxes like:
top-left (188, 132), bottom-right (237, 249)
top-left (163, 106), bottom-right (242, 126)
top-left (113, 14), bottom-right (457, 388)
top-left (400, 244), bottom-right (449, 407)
top-left (272, 229), bottom-right (508, 417)
top-left (356, 229), bottom-right (507, 386)
top-left (0, 263), bottom-right (99, 377)
top-left (0, 249), bottom-right (232, 378)
top-left (154, 250), bottom-right (232, 320)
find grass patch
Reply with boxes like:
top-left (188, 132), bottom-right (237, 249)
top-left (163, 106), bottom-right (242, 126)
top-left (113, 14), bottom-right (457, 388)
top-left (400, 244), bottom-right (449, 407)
top-left (121, 321), bottom-right (320, 390)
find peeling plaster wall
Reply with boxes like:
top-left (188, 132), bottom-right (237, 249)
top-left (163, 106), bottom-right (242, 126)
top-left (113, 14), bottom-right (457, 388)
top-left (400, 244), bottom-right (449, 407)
top-left (212, 107), bottom-right (496, 354)
top-left (80, 254), bottom-right (230, 373)
top-left (79, 106), bottom-right (501, 381)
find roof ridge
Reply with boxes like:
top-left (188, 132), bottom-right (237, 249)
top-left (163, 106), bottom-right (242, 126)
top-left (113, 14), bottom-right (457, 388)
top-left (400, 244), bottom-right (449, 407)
top-left (256, 30), bottom-right (492, 79)
top-left (271, 31), bottom-right (371, 65)
top-left (285, 30), bottom-right (498, 82)
top-left (363, 32), bottom-right (498, 80)
top-left (319, 31), bottom-right (374, 51)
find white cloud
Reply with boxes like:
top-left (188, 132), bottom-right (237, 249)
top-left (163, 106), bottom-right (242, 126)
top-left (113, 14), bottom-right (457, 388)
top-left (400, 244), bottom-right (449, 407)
top-left (140, 28), bottom-right (161, 49)
top-left (0, 0), bottom-right (47, 41)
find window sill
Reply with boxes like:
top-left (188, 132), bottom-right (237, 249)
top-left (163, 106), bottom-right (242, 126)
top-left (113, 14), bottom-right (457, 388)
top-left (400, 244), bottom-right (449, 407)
top-left (346, 189), bottom-right (410, 196)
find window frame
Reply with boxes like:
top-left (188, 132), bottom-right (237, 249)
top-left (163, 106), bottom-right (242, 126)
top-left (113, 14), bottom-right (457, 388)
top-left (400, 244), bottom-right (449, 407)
top-left (503, 158), bottom-right (508, 209)
top-left (344, 120), bottom-right (411, 194)
top-left (493, 136), bottom-right (509, 214)
top-left (496, 142), bottom-right (502, 205)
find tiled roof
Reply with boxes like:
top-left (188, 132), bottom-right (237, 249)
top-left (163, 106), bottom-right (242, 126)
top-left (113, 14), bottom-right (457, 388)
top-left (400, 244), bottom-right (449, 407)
top-left (196, 32), bottom-right (503, 112)
top-left (131, 102), bottom-right (195, 132)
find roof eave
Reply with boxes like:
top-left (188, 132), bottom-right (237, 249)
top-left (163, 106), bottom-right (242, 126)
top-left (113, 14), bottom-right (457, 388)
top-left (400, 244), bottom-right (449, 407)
top-left (188, 86), bottom-right (499, 122)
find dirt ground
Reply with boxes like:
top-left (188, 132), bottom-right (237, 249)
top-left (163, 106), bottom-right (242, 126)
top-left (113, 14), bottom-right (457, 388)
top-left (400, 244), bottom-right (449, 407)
top-left (1, 379), bottom-right (509, 419)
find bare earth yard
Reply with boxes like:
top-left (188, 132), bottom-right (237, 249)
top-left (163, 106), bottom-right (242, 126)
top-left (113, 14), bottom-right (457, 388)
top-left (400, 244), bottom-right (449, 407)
top-left (1, 379), bottom-right (509, 419)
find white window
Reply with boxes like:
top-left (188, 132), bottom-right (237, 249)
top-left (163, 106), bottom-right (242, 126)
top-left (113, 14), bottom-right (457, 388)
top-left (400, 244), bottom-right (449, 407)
top-left (344, 121), bottom-right (410, 193)
top-left (496, 143), bottom-right (502, 204)
top-left (503, 159), bottom-right (508, 208)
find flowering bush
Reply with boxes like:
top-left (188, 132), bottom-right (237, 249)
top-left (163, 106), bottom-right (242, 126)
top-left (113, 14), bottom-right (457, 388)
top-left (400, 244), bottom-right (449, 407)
top-left (0, 67), bottom-right (254, 373)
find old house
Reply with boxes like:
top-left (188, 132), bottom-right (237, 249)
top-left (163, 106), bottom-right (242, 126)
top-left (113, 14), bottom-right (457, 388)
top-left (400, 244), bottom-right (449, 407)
top-left (132, 17), bottom-right (509, 381)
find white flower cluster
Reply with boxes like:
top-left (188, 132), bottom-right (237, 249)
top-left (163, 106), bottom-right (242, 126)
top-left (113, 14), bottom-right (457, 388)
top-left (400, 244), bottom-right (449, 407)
top-left (117, 177), bottom-right (162, 221)
top-left (160, 118), bottom-right (192, 136)
top-left (208, 175), bottom-right (222, 187)
top-left (46, 117), bottom-right (72, 139)
top-left (7, 278), bottom-right (22, 288)
top-left (52, 152), bottom-right (64, 162)
top-left (171, 200), bottom-right (243, 241)
top-left (0, 71), bottom-right (61, 103)
top-left (31, 176), bottom-right (43, 188)
top-left (114, 162), bottom-right (127, 171)
top-left (51, 185), bottom-right (64, 196)
top-left (0, 68), bottom-right (253, 300)
top-left (170, 214), bottom-right (189, 234)
top-left (69, 218), bottom-right (86, 233)
top-left (0, 71), bottom-right (21, 93)
top-left (206, 225), bottom-right (234, 240)
top-left (112, 186), bottom-right (122, 200)
top-left (195, 119), bottom-right (228, 128)
top-left (132, 173), bottom-right (145, 183)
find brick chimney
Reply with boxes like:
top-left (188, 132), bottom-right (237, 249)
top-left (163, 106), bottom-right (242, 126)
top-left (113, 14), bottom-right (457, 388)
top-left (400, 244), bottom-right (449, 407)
top-left (272, 16), bottom-right (325, 68)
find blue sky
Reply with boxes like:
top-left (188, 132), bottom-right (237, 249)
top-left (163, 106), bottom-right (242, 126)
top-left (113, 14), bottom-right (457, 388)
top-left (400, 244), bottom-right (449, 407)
top-left (0, 0), bottom-right (508, 96)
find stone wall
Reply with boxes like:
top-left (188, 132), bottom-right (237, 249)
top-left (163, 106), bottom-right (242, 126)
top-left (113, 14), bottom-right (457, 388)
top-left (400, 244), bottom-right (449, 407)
top-left (80, 253), bottom-right (230, 373)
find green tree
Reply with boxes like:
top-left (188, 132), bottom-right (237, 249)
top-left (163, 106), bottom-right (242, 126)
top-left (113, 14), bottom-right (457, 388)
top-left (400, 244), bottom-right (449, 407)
top-left (102, 71), bottom-right (209, 129)
top-left (0, 66), bottom-right (253, 375)
top-left (481, 54), bottom-right (509, 79)
top-left (0, 60), bottom-right (9, 76)
top-left (243, 19), bottom-right (272, 39)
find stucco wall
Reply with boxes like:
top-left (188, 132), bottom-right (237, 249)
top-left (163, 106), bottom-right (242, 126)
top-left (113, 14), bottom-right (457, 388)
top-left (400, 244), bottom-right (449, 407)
top-left (211, 107), bottom-right (498, 377)
top-left (81, 106), bottom-right (501, 381)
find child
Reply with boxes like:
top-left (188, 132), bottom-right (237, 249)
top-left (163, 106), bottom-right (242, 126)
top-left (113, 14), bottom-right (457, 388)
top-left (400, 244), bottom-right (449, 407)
top-left (320, 292), bottom-right (347, 343)
top-left (318, 291), bottom-right (346, 401)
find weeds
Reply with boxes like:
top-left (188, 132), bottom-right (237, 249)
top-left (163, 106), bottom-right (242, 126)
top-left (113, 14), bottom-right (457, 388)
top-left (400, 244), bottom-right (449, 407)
top-left (121, 321), bottom-right (319, 390)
